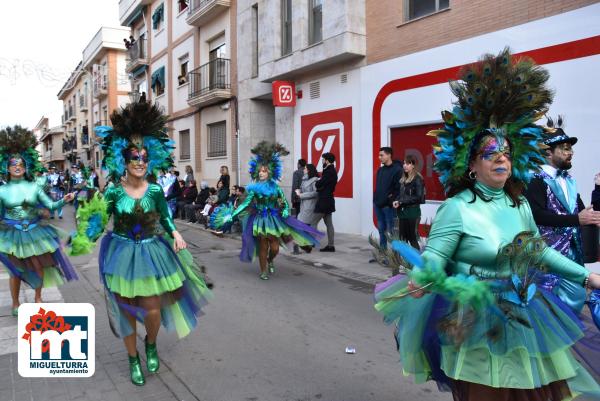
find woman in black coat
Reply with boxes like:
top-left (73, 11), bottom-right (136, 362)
top-left (313, 153), bottom-right (338, 252)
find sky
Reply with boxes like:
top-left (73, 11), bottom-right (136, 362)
top-left (0, 0), bottom-right (121, 129)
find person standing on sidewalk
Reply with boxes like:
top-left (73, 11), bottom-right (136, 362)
top-left (291, 159), bottom-right (307, 216)
top-left (294, 163), bottom-right (320, 253)
top-left (372, 147), bottom-right (402, 252)
top-left (593, 172), bottom-right (600, 211)
top-left (524, 116), bottom-right (600, 314)
top-left (47, 165), bottom-right (65, 219)
top-left (313, 152), bottom-right (338, 252)
top-left (211, 142), bottom-right (323, 280)
top-left (0, 125), bottom-right (77, 317)
top-left (393, 154), bottom-right (424, 250)
top-left (71, 97), bottom-right (212, 386)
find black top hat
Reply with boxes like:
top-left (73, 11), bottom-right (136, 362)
top-left (543, 115), bottom-right (578, 146)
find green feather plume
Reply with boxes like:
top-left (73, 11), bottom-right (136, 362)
top-left (69, 192), bottom-right (109, 256)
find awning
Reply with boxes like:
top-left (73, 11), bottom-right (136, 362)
top-left (152, 3), bottom-right (164, 30)
top-left (151, 66), bottom-right (165, 89)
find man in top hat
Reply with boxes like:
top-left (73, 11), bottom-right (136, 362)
top-left (525, 116), bottom-right (600, 313)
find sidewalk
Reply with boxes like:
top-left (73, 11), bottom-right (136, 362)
top-left (181, 220), bottom-right (600, 280)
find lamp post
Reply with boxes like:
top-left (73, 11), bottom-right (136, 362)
top-left (128, 90), bottom-right (141, 103)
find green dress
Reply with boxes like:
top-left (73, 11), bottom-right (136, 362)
top-left (374, 182), bottom-right (599, 397)
top-left (0, 179), bottom-right (77, 288)
top-left (98, 183), bottom-right (211, 338)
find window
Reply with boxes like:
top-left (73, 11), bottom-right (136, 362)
top-left (209, 40), bottom-right (227, 90)
top-left (252, 4), bottom-right (259, 77)
top-left (178, 55), bottom-right (189, 86)
top-left (178, 0), bottom-right (188, 13)
top-left (208, 121), bottom-right (227, 158)
top-left (152, 3), bottom-right (165, 30)
top-left (151, 66), bottom-right (166, 96)
top-left (281, 0), bottom-right (292, 55)
top-left (406, 0), bottom-right (449, 21)
top-left (308, 0), bottom-right (322, 45)
top-left (179, 130), bottom-right (191, 160)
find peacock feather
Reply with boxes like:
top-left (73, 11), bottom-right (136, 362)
top-left (248, 141), bottom-right (289, 182)
top-left (428, 48), bottom-right (552, 192)
top-left (0, 125), bottom-right (45, 178)
top-left (95, 95), bottom-right (174, 180)
top-left (69, 192), bottom-right (109, 256)
top-left (113, 200), bottom-right (160, 241)
top-left (209, 203), bottom-right (235, 230)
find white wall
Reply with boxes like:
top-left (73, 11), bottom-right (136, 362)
top-left (356, 3), bottom-right (600, 236)
top-left (172, 36), bottom-right (194, 112)
top-left (294, 69), bottom-right (363, 234)
top-left (150, 56), bottom-right (168, 110)
top-left (172, 0), bottom-right (192, 40)
top-left (116, 53), bottom-right (130, 92)
top-left (151, 2), bottom-right (168, 56)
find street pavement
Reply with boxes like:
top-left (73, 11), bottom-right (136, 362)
top-left (0, 206), bottom-right (449, 401)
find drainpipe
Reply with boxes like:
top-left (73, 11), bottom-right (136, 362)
top-left (232, 96), bottom-right (240, 186)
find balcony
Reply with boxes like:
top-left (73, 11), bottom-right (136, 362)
top-left (126, 37), bottom-right (148, 73)
top-left (186, 0), bottom-right (230, 27)
top-left (68, 106), bottom-right (76, 122)
top-left (80, 95), bottom-right (88, 112)
top-left (187, 58), bottom-right (231, 108)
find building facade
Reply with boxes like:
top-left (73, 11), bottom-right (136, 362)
top-left (240, 0), bottom-right (600, 236)
top-left (57, 27), bottom-right (130, 186)
top-left (236, 0), bottom-right (367, 233)
top-left (119, 0), bottom-right (238, 185)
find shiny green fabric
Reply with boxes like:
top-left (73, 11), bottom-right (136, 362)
top-left (0, 179), bottom-right (64, 220)
top-left (390, 182), bottom-right (593, 389)
top-left (103, 183), bottom-right (177, 236)
top-left (424, 182), bottom-right (588, 283)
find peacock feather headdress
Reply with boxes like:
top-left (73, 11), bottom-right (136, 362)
top-left (248, 141), bottom-right (289, 181)
top-left (0, 125), bottom-right (45, 179)
top-left (428, 48), bottom-right (553, 192)
top-left (95, 95), bottom-right (174, 180)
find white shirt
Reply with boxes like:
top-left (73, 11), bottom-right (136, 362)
top-left (541, 164), bottom-right (569, 201)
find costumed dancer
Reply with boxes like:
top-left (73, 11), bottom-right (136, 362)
top-left (70, 97), bottom-right (212, 386)
top-left (69, 163), bottom-right (86, 210)
top-left (47, 165), bottom-right (65, 219)
top-left (373, 49), bottom-right (600, 400)
top-left (211, 142), bottom-right (323, 280)
top-left (0, 126), bottom-right (77, 317)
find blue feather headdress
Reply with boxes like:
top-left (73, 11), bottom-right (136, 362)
top-left (95, 95), bottom-right (174, 180)
top-left (0, 125), bottom-right (45, 179)
top-left (428, 48), bottom-right (553, 193)
top-left (248, 141), bottom-right (289, 182)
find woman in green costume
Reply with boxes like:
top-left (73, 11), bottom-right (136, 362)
top-left (0, 126), bottom-right (76, 316)
top-left (374, 49), bottom-right (600, 400)
top-left (70, 97), bottom-right (211, 386)
top-left (212, 142), bottom-right (323, 280)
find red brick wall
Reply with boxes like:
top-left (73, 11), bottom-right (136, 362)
top-left (366, 0), bottom-right (599, 64)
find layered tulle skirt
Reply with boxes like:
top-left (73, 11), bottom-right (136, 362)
top-left (99, 231), bottom-right (212, 338)
top-left (239, 210), bottom-right (324, 262)
top-left (0, 220), bottom-right (78, 289)
top-left (374, 274), bottom-right (600, 400)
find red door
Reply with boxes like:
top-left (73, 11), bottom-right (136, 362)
top-left (390, 123), bottom-right (445, 202)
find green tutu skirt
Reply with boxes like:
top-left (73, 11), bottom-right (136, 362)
top-left (99, 231), bottom-right (212, 338)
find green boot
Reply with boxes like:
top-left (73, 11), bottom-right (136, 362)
top-left (268, 261), bottom-right (275, 274)
top-left (128, 353), bottom-right (145, 386)
top-left (11, 307), bottom-right (18, 317)
top-left (259, 272), bottom-right (269, 280)
top-left (145, 336), bottom-right (160, 373)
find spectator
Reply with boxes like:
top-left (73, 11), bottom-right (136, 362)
top-left (166, 178), bottom-right (183, 217)
top-left (90, 167), bottom-right (100, 189)
top-left (291, 159), bottom-right (307, 218)
top-left (216, 180), bottom-right (229, 205)
top-left (234, 186), bottom-right (246, 208)
top-left (199, 187), bottom-right (219, 227)
top-left (372, 147), bottom-right (402, 254)
top-left (313, 152), bottom-right (338, 252)
top-left (228, 185), bottom-right (240, 204)
top-left (185, 181), bottom-right (210, 222)
top-left (183, 165), bottom-right (194, 187)
top-left (393, 154), bottom-right (424, 250)
top-left (219, 165), bottom-right (230, 191)
top-left (176, 179), bottom-right (198, 219)
top-left (294, 163), bottom-right (319, 253)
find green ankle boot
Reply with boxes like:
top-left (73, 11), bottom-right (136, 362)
top-left (268, 261), bottom-right (275, 274)
top-left (145, 336), bottom-right (160, 373)
top-left (128, 353), bottom-right (145, 386)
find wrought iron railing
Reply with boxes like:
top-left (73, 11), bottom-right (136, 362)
top-left (188, 58), bottom-right (230, 99)
top-left (127, 37), bottom-right (147, 66)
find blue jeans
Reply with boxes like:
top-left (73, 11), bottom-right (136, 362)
top-left (374, 203), bottom-right (395, 249)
